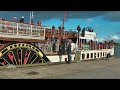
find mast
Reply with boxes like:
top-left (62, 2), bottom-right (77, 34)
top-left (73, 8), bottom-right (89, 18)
top-left (62, 11), bottom-right (66, 35)
top-left (61, 11), bottom-right (66, 29)
top-left (30, 11), bottom-right (31, 24)
top-left (29, 11), bottom-right (34, 24)
top-left (31, 11), bottom-right (34, 19)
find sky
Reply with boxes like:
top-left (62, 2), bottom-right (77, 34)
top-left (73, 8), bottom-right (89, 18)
top-left (0, 11), bottom-right (120, 42)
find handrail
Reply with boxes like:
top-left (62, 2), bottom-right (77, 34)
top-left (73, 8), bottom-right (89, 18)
top-left (0, 20), bottom-right (45, 40)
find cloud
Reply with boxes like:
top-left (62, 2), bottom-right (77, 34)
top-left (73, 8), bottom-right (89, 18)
top-left (0, 11), bottom-right (105, 22)
top-left (86, 18), bottom-right (93, 22)
top-left (103, 11), bottom-right (120, 22)
top-left (1, 11), bottom-right (120, 22)
top-left (34, 11), bottom-right (120, 22)
top-left (97, 38), bottom-right (104, 42)
top-left (112, 35), bottom-right (119, 40)
top-left (0, 11), bottom-right (30, 22)
top-left (66, 11), bottom-right (105, 18)
top-left (95, 24), bottom-right (99, 28)
top-left (31, 11), bottom-right (106, 21)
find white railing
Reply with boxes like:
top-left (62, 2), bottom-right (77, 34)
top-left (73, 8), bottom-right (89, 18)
top-left (0, 20), bottom-right (45, 40)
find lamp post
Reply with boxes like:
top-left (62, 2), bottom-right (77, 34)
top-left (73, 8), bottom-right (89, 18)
top-left (77, 25), bottom-right (81, 49)
top-left (74, 25), bottom-right (81, 62)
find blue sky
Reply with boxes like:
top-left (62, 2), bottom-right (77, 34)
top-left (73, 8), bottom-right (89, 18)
top-left (0, 11), bottom-right (120, 42)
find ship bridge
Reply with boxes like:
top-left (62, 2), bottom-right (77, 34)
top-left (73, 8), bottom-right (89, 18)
top-left (0, 20), bottom-right (45, 42)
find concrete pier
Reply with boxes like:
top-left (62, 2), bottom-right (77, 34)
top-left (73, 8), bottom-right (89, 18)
top-left (0, 57), bottom-right (120, 79)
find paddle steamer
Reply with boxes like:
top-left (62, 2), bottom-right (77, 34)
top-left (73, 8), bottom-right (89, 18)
top-left (0, 13), bottom-right (114, 66)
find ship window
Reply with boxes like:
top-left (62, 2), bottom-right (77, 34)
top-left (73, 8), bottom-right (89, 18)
top-left (82, 54), bottom-right (85, 59)
top-left (91, 53), bottom-right (93, 58)
top-left (87, 53), bottom-right (89, 59)
top-left (98, 53), bottom-right (99, 57)
top-left (94, 53), bottom-right (96, 58)
top-left (101, 52), bottom-right (102, 57)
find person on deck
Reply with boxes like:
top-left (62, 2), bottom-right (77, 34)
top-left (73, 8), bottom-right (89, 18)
top-left (31, 20), bottom-right (34, 25)
top-left (58, 44), bottom-right (63, 62)
top-left (19, 16), bottom-right (24, 23)
top-left (51, 35), bottom-right (56, 52)
top-left (37, 21), bottom-right (41, 26)
top-left (61, 35), bottom-right (67, 54)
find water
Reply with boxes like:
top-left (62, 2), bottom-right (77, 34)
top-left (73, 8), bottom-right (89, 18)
top-left (114, 46), bottom-right (120, 57)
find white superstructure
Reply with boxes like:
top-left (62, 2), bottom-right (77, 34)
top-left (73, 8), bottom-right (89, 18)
top-left (47, 28), bottom-right (114, 62)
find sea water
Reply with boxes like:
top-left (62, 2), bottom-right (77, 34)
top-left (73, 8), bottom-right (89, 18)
top-left (114, 46), bottom-right (120, 57)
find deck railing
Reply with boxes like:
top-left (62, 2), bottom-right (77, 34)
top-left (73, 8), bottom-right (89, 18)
top-left (0, 20), bottom-right (45, 40)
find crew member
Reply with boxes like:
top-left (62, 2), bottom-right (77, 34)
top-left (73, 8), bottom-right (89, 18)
top-left (37, 21), bottom-right (41, 26)
top-left (66, 39), bottom-right (72, 64)
top-left (61, 35), bottom-right (67, 54)
top-left (51, 35), bottom-right (56, 52)
top-left (58, 44), bottom-right (62, 62)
